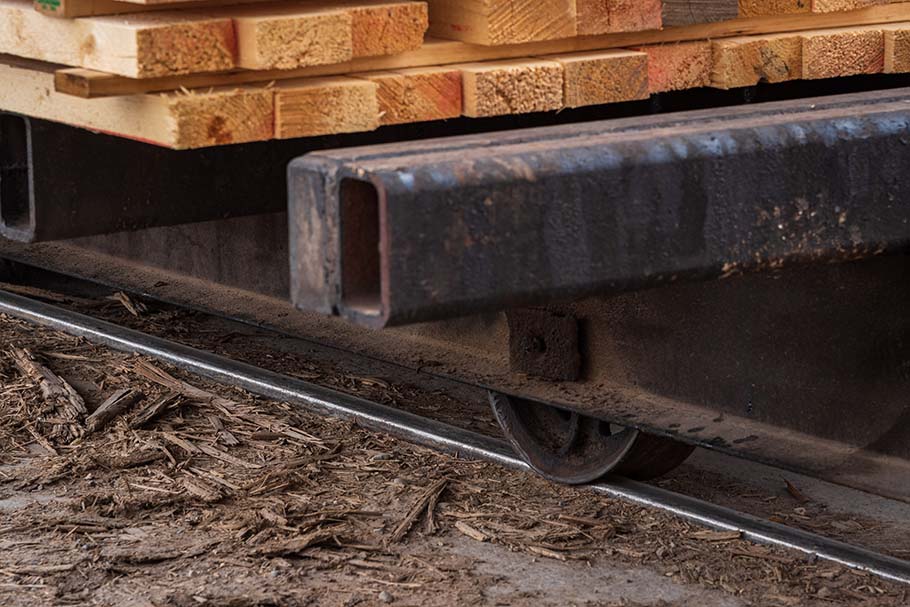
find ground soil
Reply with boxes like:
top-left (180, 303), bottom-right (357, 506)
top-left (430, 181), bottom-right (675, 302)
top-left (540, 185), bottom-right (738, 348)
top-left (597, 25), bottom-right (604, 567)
top-left (0, 296), bottom-right (908, 606)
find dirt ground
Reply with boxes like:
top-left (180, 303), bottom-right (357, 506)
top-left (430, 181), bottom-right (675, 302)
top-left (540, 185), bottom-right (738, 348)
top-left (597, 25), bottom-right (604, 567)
top-left (1, 302), bottom-right (909, 606)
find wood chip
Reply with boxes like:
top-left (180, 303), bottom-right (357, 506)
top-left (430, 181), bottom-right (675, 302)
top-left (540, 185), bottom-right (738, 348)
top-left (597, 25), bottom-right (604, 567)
top-left (131, 393), bottom-right (181, 429)
top-left (6, 563), bottom-right (77, 575)
top-left (689, 529), bottom-right (743, 542)
top-left (110, 291), bottom-right (148, 317)
top-left (197, 443), bottom-right (262, 470)
top-left (527, 545), bottom-right (567, 560)
top-left (454, 521), bottom-right (488, 542)
top-left (784, 478), bottom-right (810, 503)
top-left (179, 475), bottom-right (224, 503)
top-left (388, 478), bottom-right (448, 543)
top-left (11, 348), bottom-right (86, 441)
top-left (95, 449), bottom-right (166, 470)
top-left (85, 388), bottom-right (144, 433)
top-left (252, 527), bottom-right (340, 557)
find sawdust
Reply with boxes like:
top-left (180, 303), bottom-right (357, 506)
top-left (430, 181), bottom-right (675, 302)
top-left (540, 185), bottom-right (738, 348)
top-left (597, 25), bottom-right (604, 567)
top-left (0, 306), bottom-right (907, 606)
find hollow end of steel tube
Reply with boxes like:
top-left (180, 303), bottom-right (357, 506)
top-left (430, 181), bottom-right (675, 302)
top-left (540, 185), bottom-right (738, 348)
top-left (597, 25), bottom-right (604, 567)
top-left (0, 114), bottom-right (34, 243)
top-left (339, 178), bottom-right (383, 321)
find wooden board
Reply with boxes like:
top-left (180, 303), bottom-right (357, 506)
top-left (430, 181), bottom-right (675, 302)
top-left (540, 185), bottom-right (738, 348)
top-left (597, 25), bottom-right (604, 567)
top-left (0, 56), bottom-right (273, 148)
top-left (426, 0), bottom-right (577, 45)
top-left (738, 0), bottom-right (809, 17)
top-left (230, 4), bottom-right (353, 70)
top-left (884, 23), bottom-right (910, 71)
top-left (549, 50), bottom-right (649, 107)
top-left (576, 0), bottom-right (663, 35)
top-left (54, 4), bottom-right (910, 98)
top-left (635, 41), bottom-right (712, 92)
top-left (343, 0), bottom-right (429, 57)
top-left (354, 67), bottom-right (462, 124)
top-left (459, 59), bottom-right (564, 116)
top-left (711, 32), bottom-right (802, 87)
top-left (275, 76), bottom-right (380, 138)
top-left (800, 25), bottom-right (884, 78)
top-left (0, 0), bottom-right (236, 78)
top-left (811, 0), bottom-right (888, 13)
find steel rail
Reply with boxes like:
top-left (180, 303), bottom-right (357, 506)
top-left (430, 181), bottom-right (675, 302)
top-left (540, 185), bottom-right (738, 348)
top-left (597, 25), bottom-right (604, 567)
top-left (0, 288), bottom-right (908, 585)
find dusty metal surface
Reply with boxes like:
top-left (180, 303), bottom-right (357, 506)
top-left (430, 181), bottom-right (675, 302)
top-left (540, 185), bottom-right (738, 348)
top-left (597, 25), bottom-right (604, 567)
top-left (1, 234), bottom-right (909, 502)
top-left (507, 308), bottom-right (581, 381)
top-left (288, 87), bottom-right (910, 327)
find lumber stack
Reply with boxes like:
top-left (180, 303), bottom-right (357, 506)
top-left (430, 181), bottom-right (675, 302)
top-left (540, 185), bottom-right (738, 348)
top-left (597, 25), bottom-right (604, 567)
top-left (1, 0), bottom-right (910, 149)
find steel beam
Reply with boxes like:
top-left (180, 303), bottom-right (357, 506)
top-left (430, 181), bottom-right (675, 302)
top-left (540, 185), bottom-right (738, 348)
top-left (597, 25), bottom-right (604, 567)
top-left (288, 87), bottom-right (910, 327)
top-left (0, 114), bottom-right (304, 243)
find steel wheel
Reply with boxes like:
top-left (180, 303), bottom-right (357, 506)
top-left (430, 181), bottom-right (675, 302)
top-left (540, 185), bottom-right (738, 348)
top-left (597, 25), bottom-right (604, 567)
top-left (490, 391), bottom-right (694, 484)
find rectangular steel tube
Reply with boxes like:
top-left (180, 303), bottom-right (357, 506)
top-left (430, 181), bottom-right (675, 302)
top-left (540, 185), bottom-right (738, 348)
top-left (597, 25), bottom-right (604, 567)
top-left (288, 87), bottom-right (910, 327)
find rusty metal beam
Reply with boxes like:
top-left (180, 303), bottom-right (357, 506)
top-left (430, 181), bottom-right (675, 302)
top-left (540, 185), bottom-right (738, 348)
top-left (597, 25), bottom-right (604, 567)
top-left (288, 87), bottom-right (910, 327)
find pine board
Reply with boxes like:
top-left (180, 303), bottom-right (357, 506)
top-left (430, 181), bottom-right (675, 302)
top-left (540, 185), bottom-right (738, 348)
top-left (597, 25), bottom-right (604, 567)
top-left (0, 56), bottom-right (273, 148)
top-left (54, 3), bottom-right (910, 97)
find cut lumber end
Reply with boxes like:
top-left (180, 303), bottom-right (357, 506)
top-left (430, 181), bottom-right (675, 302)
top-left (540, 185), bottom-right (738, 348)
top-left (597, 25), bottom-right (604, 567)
top-left (168, 85), bottom-right (275, 148)
top-left (133, 14), bottom-right (238, 78)
top-left (635, 41), bottom-right (713, 93)
top-left (275, 76), bottom-right (380, 139)
top-left (356, 66), bottom-right (462, 125)
top-left (800, 26), bottom-right (884, 79)
top-left (810, 0), bottom-right (887, 14)
top-left (577, 0), bottom-right (662, 36)
top-left (232, 7), bottom-right (353, 70)
top-left (459, 58), bottom-right (564, 117)
top-left (427, 0), bottom-right (577, 45)
top-left (550, 49), bottom-right (649, 107)
top-left (350, 1), bottom-right (429, 57)
top-left (884, 25), bottom-right (910, 72)
top-left (738, 0), bottom-right (810, 18)
top-left (711, 33), bottom-right (802, 89)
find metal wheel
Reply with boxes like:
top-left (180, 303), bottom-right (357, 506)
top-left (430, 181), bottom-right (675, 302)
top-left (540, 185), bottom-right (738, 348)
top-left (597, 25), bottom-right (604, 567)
top-left (489, 391), bottom-right (694, 484)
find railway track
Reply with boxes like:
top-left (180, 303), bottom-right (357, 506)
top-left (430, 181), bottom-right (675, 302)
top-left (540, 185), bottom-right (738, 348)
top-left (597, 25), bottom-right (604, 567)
top-left (0, 287), bottom-right (908, 586)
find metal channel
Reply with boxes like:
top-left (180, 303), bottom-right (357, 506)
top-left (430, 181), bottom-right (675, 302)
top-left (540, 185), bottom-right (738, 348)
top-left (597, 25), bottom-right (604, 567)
top-left (0, 288), bottom-right (908, 585)
top-left (289, 87), bottom-right (910, 327)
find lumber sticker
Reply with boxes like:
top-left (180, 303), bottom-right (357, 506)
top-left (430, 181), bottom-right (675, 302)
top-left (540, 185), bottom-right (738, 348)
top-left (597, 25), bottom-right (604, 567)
top-left (662, 0), bottom-right (739, 27)
top-left (459, 58), bottom-right (564, 117)
top-left (0, 56), bottom-right (273, 148)
top-left (711, 33), bottom-right (802, 88)
top-left (800, 25), bottom-right (884, 78)
top-left (427, 0), bottom-right (577, 45)
top-left (34, 0), bottom-right (270, 18)
top-left (549, 50), bottom-right (649, 107)
top-left (54, 4), bottom-right (910, 99)
top-left (354, 67), bottom-right (463, 125)
top-left (0, 0), bottom-right (236, 78)
top-left (275, 76), bottom-right (380, 138)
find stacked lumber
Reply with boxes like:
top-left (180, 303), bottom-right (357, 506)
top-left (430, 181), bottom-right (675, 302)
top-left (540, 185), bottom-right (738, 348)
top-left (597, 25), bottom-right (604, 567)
top-left (2, 0), bottom-right (910, 149)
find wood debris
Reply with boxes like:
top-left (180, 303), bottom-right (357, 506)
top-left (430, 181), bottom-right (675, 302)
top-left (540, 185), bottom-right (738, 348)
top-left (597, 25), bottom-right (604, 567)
top-left (10, 347), bottom-right (86, 441)
top-left (388, 478), bottom-right (448, 543)
top-left (85, 388), bottom-right (144, 432)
